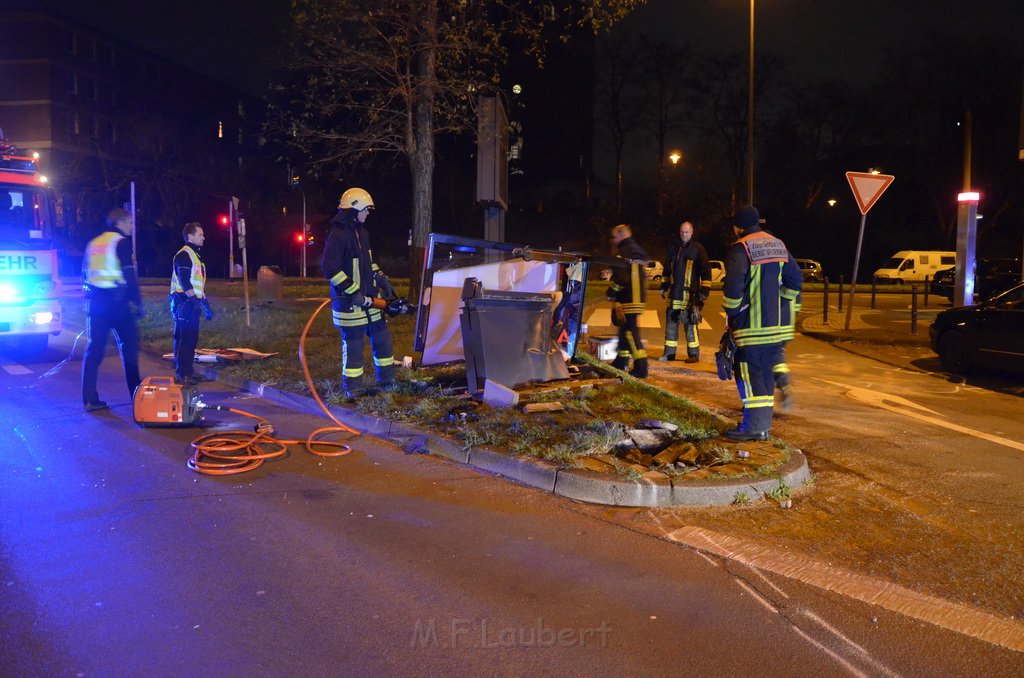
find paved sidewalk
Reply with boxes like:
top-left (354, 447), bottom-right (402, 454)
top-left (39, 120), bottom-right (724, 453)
top-left (799, 302), bottom-right (937, 347)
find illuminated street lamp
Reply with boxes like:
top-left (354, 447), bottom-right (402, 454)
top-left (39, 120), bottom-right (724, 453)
top-left (668, 150), bottom-right (682, 165)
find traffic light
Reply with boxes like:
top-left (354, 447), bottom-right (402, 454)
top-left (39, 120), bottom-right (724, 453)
top-left (306, 232), bottom-right (315, 246)
top-left (291, 175), bottom-right (300, 186)
top-left (294, 232), bottom-right (305, 244)
top-left (218, 215), bottom-right (230, 227)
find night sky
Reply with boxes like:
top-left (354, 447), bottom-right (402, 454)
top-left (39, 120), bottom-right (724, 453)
top-left (26, 0), bottom-right (291, 95)
top-left (23, 1), bottom-right (1024, 94)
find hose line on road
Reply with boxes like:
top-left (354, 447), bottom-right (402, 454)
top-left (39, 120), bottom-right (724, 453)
top-left (187, 298), bottom-right (360, 475)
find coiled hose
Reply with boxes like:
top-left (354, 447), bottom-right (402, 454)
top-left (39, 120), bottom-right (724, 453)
top-left (187, 299), bottom-right (360, 475)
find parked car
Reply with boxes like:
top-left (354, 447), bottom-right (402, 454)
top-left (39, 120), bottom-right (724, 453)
top-left (708, 259), bottom-right (725, 284)
top-left (929, 281), bottom-right (1024, 375)
top-left (930, 258), bottom-right (1021, 302)
top-left (796, 258), bottom-right (825, 283)
top-left (645, 259), bottom-right (664, 281)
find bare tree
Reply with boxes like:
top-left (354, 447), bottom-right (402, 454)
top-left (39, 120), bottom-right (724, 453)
top-left (267, 0), bottom-right (646, 296)
top-left (594, 34), bottom-right (644, 215)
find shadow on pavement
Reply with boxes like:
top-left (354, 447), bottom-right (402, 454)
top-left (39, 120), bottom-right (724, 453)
top-left (911, 356), bottom-right (1024, 397)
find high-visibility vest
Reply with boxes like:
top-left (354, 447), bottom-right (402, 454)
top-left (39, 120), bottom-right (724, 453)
top-left (83, 231), bottom-right (125, 289)
top-left (170, 245), bottom-right (206, 298)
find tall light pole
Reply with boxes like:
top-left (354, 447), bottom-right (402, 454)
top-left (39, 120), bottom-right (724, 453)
top-left (747, 0), bottom-right (755, 205)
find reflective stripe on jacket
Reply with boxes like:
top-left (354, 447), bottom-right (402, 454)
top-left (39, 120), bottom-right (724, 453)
top-left (722, 230), bottom-right (803, 347)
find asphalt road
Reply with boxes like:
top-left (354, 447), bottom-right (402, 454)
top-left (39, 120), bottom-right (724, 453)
top-left (1, 296), bottom-right (1022, 675)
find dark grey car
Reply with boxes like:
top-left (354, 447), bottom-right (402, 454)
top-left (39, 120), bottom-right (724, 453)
top-left (929, 282), bottom-right (1024, 375)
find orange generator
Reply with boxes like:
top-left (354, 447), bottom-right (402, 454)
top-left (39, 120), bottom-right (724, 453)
top-left (133, 376), bottom-right (203, 427)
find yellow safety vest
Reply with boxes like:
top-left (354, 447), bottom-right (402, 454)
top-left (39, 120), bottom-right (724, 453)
top-left (83, 231), bottom-right (125, 289)
top-left (170, 245), bottom-right (206, 298)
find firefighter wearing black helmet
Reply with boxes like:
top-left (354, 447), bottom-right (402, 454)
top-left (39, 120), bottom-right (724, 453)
top-left (322, 187), bottom-right (397, 398)
top-left (721, 206), bottom-right (802, 441)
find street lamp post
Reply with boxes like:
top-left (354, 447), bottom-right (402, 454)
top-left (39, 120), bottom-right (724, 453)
top-left (747, 0), bottom-right (755, 205)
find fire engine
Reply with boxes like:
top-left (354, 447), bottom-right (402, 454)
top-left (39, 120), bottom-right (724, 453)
top-left (0, 135), bottom-right (62, 354)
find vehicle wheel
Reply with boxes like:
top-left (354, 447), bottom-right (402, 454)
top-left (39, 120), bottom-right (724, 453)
top-left (937, 331), bottom-right (973, 373)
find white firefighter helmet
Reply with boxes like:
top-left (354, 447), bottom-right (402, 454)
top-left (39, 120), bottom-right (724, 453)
top-left (339, 187), bottom-right (375, 211)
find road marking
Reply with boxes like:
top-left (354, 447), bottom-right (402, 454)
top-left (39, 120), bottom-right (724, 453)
top-left (820, 379), bottom-right (1024, 452)
top-left (664, 524), bottom-right (1024, 653)
top-left (789, 625), bottom-right (871, 678)
top-left (0, 358), bottom-right (32, 375)
top-left (800, 610), bottom-right (901, 678)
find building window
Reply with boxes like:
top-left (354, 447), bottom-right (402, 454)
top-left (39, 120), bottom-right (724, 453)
top-left (67, 32), bottom-right (78, 55)
top-left (69, 72), bottom-right (79, 96)
top-left (238, 128), bottom-right (243, 145)
top-left (217, 121), bottom-right (223, 139)
top-left (237, 100), bottom-right (245, 116)
top-left (88, 78), bottom-right (98, 101)
top-left (71, 112), bottom-right (81, 136)
top-left (91, 117), bottom-right (100, 139)
top-left (110, 122), bottom-right (118, 144)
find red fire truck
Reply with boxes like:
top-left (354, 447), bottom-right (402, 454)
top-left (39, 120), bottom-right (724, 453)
top-left (0, 136), bottom-right (62, 354)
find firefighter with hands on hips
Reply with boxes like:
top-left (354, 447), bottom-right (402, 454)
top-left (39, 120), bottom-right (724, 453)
top-left (606, 223), bottom-right (650, 379)
top-left (721, 205), bottom-right (802, 441)
top-left (659, 220), bottom-right (711, 363)
top-left (81, 207), bottom-right (143, 412)
top-left (169, 221), bottom-right (212, 385)
top-left (323, 187), bottom-right (397, 398)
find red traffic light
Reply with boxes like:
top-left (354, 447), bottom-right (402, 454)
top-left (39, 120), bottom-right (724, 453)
top-left (218, 215), bottom-right (230, 227)
top-left (294, 232), bottom-right (305, 244)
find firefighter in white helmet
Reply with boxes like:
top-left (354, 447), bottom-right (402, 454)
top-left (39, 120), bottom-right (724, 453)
top-left (322, 187), bottom-right (397, 398)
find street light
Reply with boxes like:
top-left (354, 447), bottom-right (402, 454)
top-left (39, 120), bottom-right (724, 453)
top-left (747, 0), bottom-right (755, 205)
top-left (668, 150), bottom-right (682, 165)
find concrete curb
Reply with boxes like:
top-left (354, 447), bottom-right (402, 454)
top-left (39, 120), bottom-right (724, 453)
top-left (200, 366), bottom-right (809, 507)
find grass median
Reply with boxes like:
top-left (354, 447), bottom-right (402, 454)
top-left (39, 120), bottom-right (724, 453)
top-left (61, 277), bottom-right (787, 477)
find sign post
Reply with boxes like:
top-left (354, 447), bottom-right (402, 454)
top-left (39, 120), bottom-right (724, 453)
top-left (844, 171), bottom-right (895, 330)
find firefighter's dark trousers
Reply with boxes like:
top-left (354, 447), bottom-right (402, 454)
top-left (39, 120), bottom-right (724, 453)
top-left (664, 308), bottom-right (700, 359)
top-left (733, 343), bottom-right (784, 434)
top-left (171, 294), bottom-right (201, 380)
top-left (340, 317), bottom-right (396, 392)
top-left (611, 313), bottom-right (647, 373)
top-left (82, 292), bottom-right (141, 404)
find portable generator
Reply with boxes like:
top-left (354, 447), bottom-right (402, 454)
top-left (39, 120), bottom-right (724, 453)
top-left (133, 375), bottom-right (203, 427)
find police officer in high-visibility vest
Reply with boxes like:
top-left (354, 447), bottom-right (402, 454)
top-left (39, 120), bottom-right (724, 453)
top-left (659, 220), bottom-right (711, 363)
top-left (81, 208), bottom-right (143, 411)
top-left (606, 223), bottom-right (649, 378)
top-left (169, 222), bottom-right (213, 384)
top-left (721, 206), bottom-right (802, 441)
top-left (322, 187), bottom-right (397, 398)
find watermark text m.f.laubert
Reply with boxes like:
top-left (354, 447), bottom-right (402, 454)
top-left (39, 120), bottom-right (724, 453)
top-left (411, 617), bottom-right (612, 649)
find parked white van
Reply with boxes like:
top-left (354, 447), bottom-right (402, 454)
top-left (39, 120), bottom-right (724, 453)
top-left (873, 250), bottom-right (956, 284)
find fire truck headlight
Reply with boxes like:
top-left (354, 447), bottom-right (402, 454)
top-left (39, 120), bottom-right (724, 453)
top-left (30, 312), bottom-right (54, 325)
top-left (0, 284), bottom-right (19, 303)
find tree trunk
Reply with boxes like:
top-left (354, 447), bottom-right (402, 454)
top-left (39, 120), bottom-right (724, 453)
top-left (408, 0), bottom-right (438, 305)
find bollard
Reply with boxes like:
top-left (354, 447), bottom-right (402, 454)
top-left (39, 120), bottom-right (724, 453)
top-left (924, 275), bottom-right (930, 307)
top-left (871, 277), bottom-right (877, 309)
top-left (823, 277), bottom-right (829, 324)
top-left (911, 284), bottom-right (919, 334)
top-left (837, 275), bottom-right (844, 313)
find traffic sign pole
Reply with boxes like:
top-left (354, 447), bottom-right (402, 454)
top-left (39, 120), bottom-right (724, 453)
top-left (844, 213), bottom-right (867, 331)
top-left (843, 171), bottom-right (895, 331)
